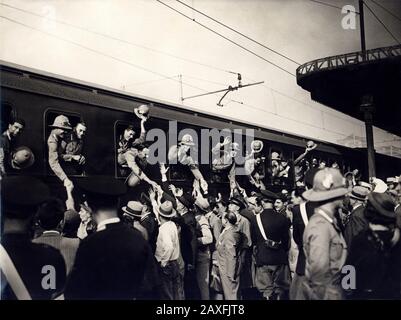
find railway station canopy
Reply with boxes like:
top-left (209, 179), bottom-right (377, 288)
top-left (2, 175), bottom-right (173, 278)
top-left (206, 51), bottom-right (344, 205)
top-left (296, 44), bottom-right (401, 137)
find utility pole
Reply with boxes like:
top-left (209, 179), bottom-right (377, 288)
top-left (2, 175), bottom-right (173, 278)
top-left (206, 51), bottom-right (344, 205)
top-left (359, 0), bottom-right (366, 57)
top-left (358, 1), bottom-right (376, 178)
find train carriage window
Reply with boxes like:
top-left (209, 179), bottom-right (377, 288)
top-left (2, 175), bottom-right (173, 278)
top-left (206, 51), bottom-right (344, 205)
top-left (1, 102), bottom-right (15, 133)
top-left (168, 123), bottom-right (201, 183)
top-left (268, 147), bottom-right (292, 186)
top-left (115, 116), bottom-right (170, 181)
top-left (115, 120), bottom-right (145, 178)
top-left (44, 110), bottom-right (83, 177)
top-left (209, 133), bottom-right (233, 184)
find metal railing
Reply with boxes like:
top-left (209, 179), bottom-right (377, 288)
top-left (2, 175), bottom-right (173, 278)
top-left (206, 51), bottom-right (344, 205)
top-left (296, 44), bottom-right (401, 79)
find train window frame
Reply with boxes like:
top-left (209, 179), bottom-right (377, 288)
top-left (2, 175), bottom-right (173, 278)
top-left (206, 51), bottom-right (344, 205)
top-left (1, 101), bottom-right (17, 133)
top-left (43, 108), bottom-right (84, 178)
top-left (114, 120), bottom-right (136, 179)
top-left (168, 122), bottom-right (202, 183)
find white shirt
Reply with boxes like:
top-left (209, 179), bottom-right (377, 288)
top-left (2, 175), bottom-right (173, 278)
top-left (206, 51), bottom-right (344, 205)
top-left (97, 217), bottom-right (120, 231)
top-left (155, 221), bottom-right (180, 267)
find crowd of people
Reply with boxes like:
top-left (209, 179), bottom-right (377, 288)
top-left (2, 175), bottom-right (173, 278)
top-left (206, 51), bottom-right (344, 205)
top-left (1, 108), bottom-right (401, 300)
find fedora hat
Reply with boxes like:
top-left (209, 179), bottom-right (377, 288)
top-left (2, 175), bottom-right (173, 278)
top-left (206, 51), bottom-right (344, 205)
top-left (231, 142), bottom-right (240, 151)
top-left (11, 146), bottom-right (35, 170)
top-left (159, 200), bottom-right (176, 218)
top-left (303, 168), bottom-right (348, 202)
top-left (49, 115), bottom-right (72, 130)
top-left (349, 186), bottom-right (370, 201)
top-left (366, 192), bottom-right (396, 223)
top-left (258, 189), bottom-right (279, 203)
top-left (306, 140), bottom-right (317, 150)
top-left (180, 134), bottom-right (195, 146)
top-left (251, 140), bottom-right (264, 153)
top-left (229, 197), bottom-right (246, 210)
top-left (271, 152), bottom-right (281, 161)
top-left (359, 181), bottom-right (373, 191)
top-left (122, 201), bottom-right (144, 218)
top-left (134, 104), bottom-right (150, 119)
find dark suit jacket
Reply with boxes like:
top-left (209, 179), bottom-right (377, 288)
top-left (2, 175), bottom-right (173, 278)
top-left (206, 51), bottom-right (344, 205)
top-left (251, 209), bottom-right (290, 266)
top-left (344, 205), bottom-right (367, 247)
top-left (65, 222), bottom-right (153, 300)
top-left (1, 233), bottom-right (66, 300)
top-left (0, 131), bottom-right (13, 171)
top-left (292, 201), bottom-right (315, 275)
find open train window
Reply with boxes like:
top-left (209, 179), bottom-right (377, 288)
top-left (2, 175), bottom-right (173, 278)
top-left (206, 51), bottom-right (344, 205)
top-left (1, 102), bottom-right (16, 133)
top-left (168, 123), bottom-right (200, 183)
top-left (115, 120), bottom-right (149, 178)
top-left (44, 109), bottom-right (83, 177)
top-left (267, 147), bottom-right (294, 187)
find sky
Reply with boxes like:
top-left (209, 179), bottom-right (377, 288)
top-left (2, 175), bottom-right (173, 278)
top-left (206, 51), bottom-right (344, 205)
top-left (1, 0), bottom-right (401, 157)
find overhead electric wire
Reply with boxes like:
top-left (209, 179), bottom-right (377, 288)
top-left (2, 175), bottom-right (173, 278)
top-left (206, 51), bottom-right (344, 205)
top-left (175, 0), bottom-right (300, 65)
top-left (0, 15), bottom-right (216, 93)
top-left (0, 2), bottom-right (237, 75)
top-left (308, 0), bottom-right (359, 14)
top-left (368, 0), bottom-right (401, 24)
top-left (156, 0), bottom-right (296, 77)
top-left (1, 1), bottom-right (306, 105)
top-left (363, 1), bottom-right (401, 44)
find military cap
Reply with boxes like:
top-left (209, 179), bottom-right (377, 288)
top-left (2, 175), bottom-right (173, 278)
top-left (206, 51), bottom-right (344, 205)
top-left (303, 168), bottom-right (348, 202)
top-left (77, 176), bottom-right (126, 209)
top-left (2, 176), bottom-right (50, 218)
top-left (229, 197), bottom-right (246, 210)
top-left (259, 189), bottom-right (279, 203)
top-left (49, 115), bottom-right (72, 130)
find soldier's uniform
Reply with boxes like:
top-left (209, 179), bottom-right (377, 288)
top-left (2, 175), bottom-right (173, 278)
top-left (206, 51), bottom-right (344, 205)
top-left (48, 132), bottom-right (68, 181)
top-left (61, 131), bottom-right (85, 175)
top-left (47, 115), bottom-right (73, 182)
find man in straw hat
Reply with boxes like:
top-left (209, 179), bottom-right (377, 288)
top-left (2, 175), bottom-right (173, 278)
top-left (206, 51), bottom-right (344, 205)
top-left (343, 185), bottom-right (370, 246)
top-left (47, 115), bottom-right (73, 188)
top-left (301, 168), bottom-right (348, 300)
top-left (154, 200), bottom-right (184, 300)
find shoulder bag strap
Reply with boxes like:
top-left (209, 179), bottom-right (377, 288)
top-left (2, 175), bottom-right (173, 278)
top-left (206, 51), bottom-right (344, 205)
top-left (256, 213), bottom-right (268, 241)
top-left (0, 244), bottom-right (32, 300)
top-left (300, 202), bottom-right (309, 227)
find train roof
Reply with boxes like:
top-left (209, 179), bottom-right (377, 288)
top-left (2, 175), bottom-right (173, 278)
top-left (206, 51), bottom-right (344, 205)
top-left (0, 59), bottom-right (360, 156)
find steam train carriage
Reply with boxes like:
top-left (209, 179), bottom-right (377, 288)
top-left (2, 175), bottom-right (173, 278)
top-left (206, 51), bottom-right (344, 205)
top-left (1, 61), bottom-right (400, 199)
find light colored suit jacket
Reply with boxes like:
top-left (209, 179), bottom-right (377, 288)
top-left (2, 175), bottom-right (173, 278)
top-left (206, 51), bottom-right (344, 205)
top-left (33, 231), bottom-right (80, 275)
